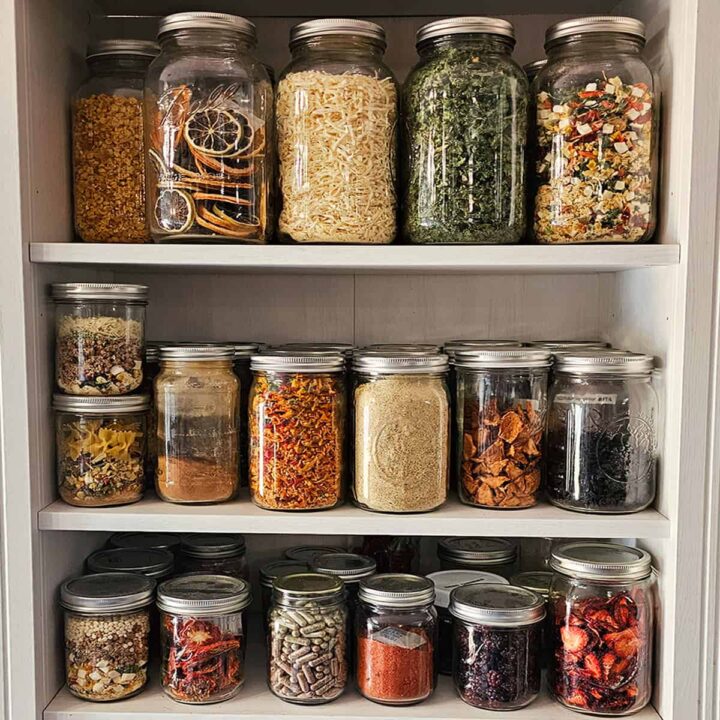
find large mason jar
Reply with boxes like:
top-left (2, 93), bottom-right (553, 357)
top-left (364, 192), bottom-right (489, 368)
top-left (73, 40), bottom-right (158, 243)
top-left (532, 17), bottom-right (659, 244)
top-left (276, 19), bottom-right (398, 244)
top-left (403, 17), bottom-right (528, 244)
top-left (155, 345), bottom-right (239, 504)
top-left (549, 542), bottom-right (655, 715)
top-left (144, 12), bottom-right (272, 243)
top-left (546, 352), bottom-right (657, 513)
top-left (454, 348), bottom-right (551, 509)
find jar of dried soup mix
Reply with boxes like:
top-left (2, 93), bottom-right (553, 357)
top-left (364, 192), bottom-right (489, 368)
top-left (546, 351), bottom-right (657, 513)
top-left (61, 572), bottom-right (154, 702)
top-left (155, 345), bottom-right (239, 504)
top-left (437, 537), bottom-right (518, 578)
top-left (158, 574), bottom-right (251, 703)
top-left (73, 40), bottom-right (158, 243)
top-left (549, 542), bottom-right (655, 715)
top-left (52, 283), bottom-right (147, 396)
top-left (178, 533), bottom-right (248, 580)
top-left (54, 394), bottom-right (148, 507)
top-left (532, 16), bottom-right (658, 244)
top-left (249, 352), bottom-right (346, 510)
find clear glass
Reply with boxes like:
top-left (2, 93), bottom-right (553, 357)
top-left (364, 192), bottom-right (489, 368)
top-left (155, 359), bottom-right (239, 503)
top-left (54, 299), bottom-right (145, 396)
top-left (160, 610), bottom-right (247, 703)
top-left (357, 536), bottom-right (420, 573)
top-left (403, 34), bottom-right (528, 244)
top-left (233, 356), bottom-right (252, 484)
top-left (267, 595), bottom-right (348, 703)
top-left (178, 551), bottom-right (248, 581)
top-left (356, 599), bottom-right (437, 705)
top-left (56, 409), bottom-right (145, 507)
top-left (548, 571), bottom-right (655, 715)
top-left (276, 35), bottom-right (398, 244)
top-left (73, 54), bottom-right (153, 243)
top-left (64, 607), bottom-right (150, 701)
top-left (532, 34), bottom-right (659, 244)
top-left (353, 371), bottom-right (449, 512)
top-left (249, 369), bottom-right (345, 510)
top-left (144, 29), bottom-right (272, 243)
top-left (143, 356), bottom-right (160, 477)
top-left (456, 366), bottom-right (548, 508)
top-left (439, 557), bottom-right (516, 578)
top-left (453, 618), bottom-right (541, 709)
top-left (546, 371), bottom-right (658, 513)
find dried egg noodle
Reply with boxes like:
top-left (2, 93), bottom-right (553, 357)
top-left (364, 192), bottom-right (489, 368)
top-left (276, 70), bottom-right (397, 243)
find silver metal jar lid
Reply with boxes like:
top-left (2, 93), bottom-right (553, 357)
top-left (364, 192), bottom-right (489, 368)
top-left (109, 531), bottom-right (181, 553)
top-left (51, 283), bottom-right (148, 302)
top-left (53, 393), bottom-right (150, 414)
top-left (358, 574), bottom-right (435, 608)
top-left (158, 12), bottom-right (256, 41)
top-left (554, 351), bottom-right (654, 375)
top-left (60, 572), bottom-right (155, 614)
top-left (450, 583), bottom-right (546, 626)
top-left (87, 39), bottom-right (160, 60)
top-left (181, 533), bottom-right (246, 559)
top-left (546, 16), bottom-right (646, 46)
top-left (427, 569), bottom-right (508, 609)
top-left (290, 19), bottom-right (386, 47)
top-left (284, 545), bottom-right (346, 563)
top-left (551, 542), bottom-right (652, 582)
top-left (230, 342), bottom-right (263, 359)
top-left (417, 17), bottom-right (515, 45)
top-left (444, 339), bottom-right (523, 355)
top-left (157, 574), bottom-right (251, 615)
top-left (160, 344), bottom-right (234, 361)
top-left (272, 572), bottom-right (345, 603)
top-left (438, 537), bottom-right (517, 565)
top-left (511, 571), bottom-right (553, 599)
top-left (310, 553), bottom-right (377, 583)
top-left (524, 59), bottom-right (547, 79)
top-left (532, 340), bottom-right (610, 350)
top-left (251, 352), bottom-right (344, 373)
top-left (145, 342), bottom-right (166, 364)
top-left (87, 548), bottom-right (175, 580)
top-left (353, 352), bottom-right (449, 374)
top-left (259, 560), bottom-right (309, 588)
top-left (453, 348), bottom-right (551, 369)
top-left (361, 343), bottom-right (441, 354)
top-left (275, 342), bottom-right (356, 357)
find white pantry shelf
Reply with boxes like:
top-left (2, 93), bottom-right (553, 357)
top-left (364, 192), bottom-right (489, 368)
top-left (28, 242), bottom-right (681, 275)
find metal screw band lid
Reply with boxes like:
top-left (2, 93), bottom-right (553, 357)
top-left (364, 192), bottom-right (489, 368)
top-left (290, 19), bottom-right (386, 47)
top-left (157, 575), bottom-right (251, 615)
top-left (53, 394), bottom-right (150, 414)
top-left (160, 344), bottom-right (234, 361)
top-left (532, 340), bottom-right (610, 350)
top-left (159, 12), bottom-right (256, 41)
top-left (450, 583), bottom-right (546, 626)
top-left (554, 351), bottom-right (654, 375)
top-left (511, 571), bottom-right (554, 599)
top-left (361, 343), bottom-right (441, 355)
top-left (444, 340), bottom-right (523, 357)
top-left (310, 553), bottom-right (377, 583)
top-left (353, 352), bottom-right (448, 374)
top-left (550, 542), bottom-right (652, 581)
top-left (109, 532), bottom-right (181, 553)
top-left (284, 545), bottom-right (346, 563)
top-left (259, 560), bottom-right (309, 588)
top-left (359, 573), bottom-right (435, 608)
top-left (438, 537), bottom-right (517, 566)
top-left (453, 347), bottom-right (551, 369)
top-left (275, 342), bottom-right (356, 358)
top-left (87, 39), bottom-right (160, 60)
top-left (272, 572), bottom-right (345, 603)
top-left (87, 548), bottom-right (175, 580)
top-left (427, 569), bottom-right (508, 609)
top-left (51, 283), bottom-right (148, 302)
top-left (524, 59), bottom-right (547, 80)
top-left (181, 533), bottom-right (246, 559)
top-left (546, 16), bottom-right (646, 46)
top-left (251, 352), bottom-right (344, 373)
top-left (61, 572), bottom-right (155, 614)
top-left (417, 16), bottom-right (515, 45)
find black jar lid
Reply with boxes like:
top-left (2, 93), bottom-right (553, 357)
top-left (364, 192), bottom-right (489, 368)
top-left (272, 572), bottom-right (345, 603)
top-left (87, 548), bottom-right (175, 580)
top-left (181, 533), bottom-right (246, 559)
top-left (61, 572), bottom-right (155, 614)
top-left (284, 545), bottom-right (346, 563)
top-left (358, 573), bottom-right (435, 608)
top-left (438, 537), bottom-right (517, 566)
top-left (109, 532), bottom-right (182, 553)
top-left (310, 553), bottom-right (377, 584)
top-left (450, 583), bottom-right (545, 626)
top-left (158, 574), bottom-right (251, 615)
top-left (259, 560), bottom-right (309, 588)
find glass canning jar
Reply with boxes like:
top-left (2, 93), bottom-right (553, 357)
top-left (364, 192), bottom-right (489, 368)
top-left (155, 345), bottom-right (239, 504)
top-left (546, 352), bottom-right (658, 513)
top-left (87, 548), bottom-right (175, 581)
top-left (144, 12), bottom-right (272, 244)
top-left (285, 545), bottom-right (346, 563)
top-left (548, 542), bottom-right (655, 715)
top-left (231, 342), bottom-right (261, 482)
top-left (276, 20), bottom-right (398, 244)
top-left (61, 572), bottom-right (154, 702)
top-left (455, 348), bottom-right (551, 508)
top-left (249, 353), bottom-right (346, 510)
top-left (259, 560), bottom-right (309, 623)
top-left (158, 574), bottom-right (251, 704)
top-left (143, 343), bottom-right (163, 476)
top-left (268, 573), bottom-right (348, 704)
top-left (54, 394), bottom-right (149, 507)
top-left (450, 583), bottom-right (544, 710)
top-left (109, 531), bottom-right (181, 556)
top-left (356, 574), bottom-right (437, 705)
top-left (52, 283), bottom-right (147, 396)
top-left (532, 17), bottom-right (659, 244)
top-left (357, 536), bottom-right (420, 573)
top-left (353, 353), bottom-right (450, 513)
top-left (73, 40), bottom-right (158, 243)
top-left (437, 537), bottom-right (518, 578)
top-left (178, 533), bottom-right (248, 580)
top-left (403, 18), bottom-right (528, 245)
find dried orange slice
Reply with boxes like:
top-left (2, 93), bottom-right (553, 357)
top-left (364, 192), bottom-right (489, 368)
top-left (154, 188), bottom-right (194, 234)
top-left (184, 108), bottom-right (252, 158)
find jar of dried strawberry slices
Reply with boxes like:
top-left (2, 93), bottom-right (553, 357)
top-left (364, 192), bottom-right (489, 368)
top-left (548, 542), bottom-right (656, 715)
top-left (532, 17), bottom-right (659, 244)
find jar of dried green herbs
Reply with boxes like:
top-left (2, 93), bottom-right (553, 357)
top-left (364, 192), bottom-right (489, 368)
top-left (402, 17), bottom-right (528, 245)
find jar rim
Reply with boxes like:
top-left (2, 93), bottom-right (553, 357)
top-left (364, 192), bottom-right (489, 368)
top-left (452, 347), bottom-right (552, 369)
top-left (180, 533), bottom-right (246, 558)
top-left (61, 572), bottom-right (155, 614)
top-left (109, 531), bottom-right (181, 552)
top-left (272, 572), bottom-right (345, 603)
top-left (438, 537), bottom-right (517, 564)
top-left (554, 351), bottom-right (654, 375)
top-left (284, 545), bottom-right (346, 563)
top-left (51, 282), bottom-right (148, 302)
top-left (289, 19), bottom-right (386, 49)
top-left (86, 39), bottom-right (160, 61)
top-left (310, 553), bottom-right (377, 581)
top-left (158, 12), bottom-right (256, 43)
top-left (157, 574), bottom-right (252, 614)
top-left (259, 560), bottom-right (309, 588)
top-left (550, 542), bottom-right (652, 581)
top-left (358, 573), bottom-right (435, 608)
top-left (416, 16), bottom-right (515, 46)
top-left (87, 548), bottom-right (175, 579)
top-left (251, 352), bottom-right (345, 372)
top-left (353, 352), bottom-right (448, 374)
top-left (427, 569), bottom-right (508, 609)
top-left (160, 344), bottom-right (235, 361)
top-left (450, 583), bottom-right (546, 626)
top-left (545, 16), bottom-right (646, 48)
top-left (53, 393), bottom-right (150, 414)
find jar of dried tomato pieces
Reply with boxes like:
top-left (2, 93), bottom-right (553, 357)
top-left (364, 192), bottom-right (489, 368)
top-left (178, 533), bottom-right (248, 580)
top-left (454, 348), bottom-right (551, 509)
top-left (437, 537), bottom-right (518, 578)
top-left (532, 16), bottom-right (658, 244)
top-left (549, 542), bottom-right (655, 715)
top-left (158, 574), bottom-right (251, 704)
top-left (249, 352), bottom-right (346, 510)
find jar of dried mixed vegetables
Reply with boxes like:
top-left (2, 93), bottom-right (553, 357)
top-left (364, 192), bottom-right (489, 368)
top-left (249, 352), bottom-right (346, 510)
top-left (437, 537), bottom-right (518, 578)
top-left (178, 533), bottom-right (248, 580)
top-left (532, 17), bottom-right (658, 244)
top-left (403, 17), bottom-right (528, 244)
top-left (54, 394), bottom-right (148, 507)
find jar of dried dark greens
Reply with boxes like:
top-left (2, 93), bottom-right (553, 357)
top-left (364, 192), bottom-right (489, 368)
top-left (546, 352), bottom-right (657, 513)
top-left (437, 537), bottom-right (517, 578)
top-left (403, 17), bottom-right (528, 244)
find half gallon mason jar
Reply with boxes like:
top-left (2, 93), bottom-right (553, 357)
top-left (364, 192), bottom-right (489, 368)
top-left (403, 17), bottom-right (528, 244)
top-left (549, 542), bottom-right (655, 715)
top-left (532, 17), bottom-right (659, 244)
top-left (276, 19), bottom-right (398, 244)
top-left (145, 12), bottom-right (272, 243)
top-left (546, 352), bottom-right (657, 513)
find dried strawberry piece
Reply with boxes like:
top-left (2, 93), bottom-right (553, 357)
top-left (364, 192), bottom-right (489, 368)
top-left (605, 627), bottom-right (641, 658)
top-left (584, 607), bottom-right (619, 632)
top-left (561, 626), bottom-right (590, 655)
top-left (612, 595), bottom-right (638, 628)
top-left (583, 653), bottom-right (603, 681)
top-left (565, 689), bottom-right (590, 708)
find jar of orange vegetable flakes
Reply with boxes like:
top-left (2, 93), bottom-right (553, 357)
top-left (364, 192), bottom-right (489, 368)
top-left (249, 352), bottom-right (346, 510)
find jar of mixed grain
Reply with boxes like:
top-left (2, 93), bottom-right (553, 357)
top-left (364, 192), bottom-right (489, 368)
top-left (61, 572), bottom-right (154, 702)
top-left (178, 533), bottom-right (248, 580)
top-left (73, 40), bottom-right (158, 243)
top-left (438, 537), bottom-right (518, 578)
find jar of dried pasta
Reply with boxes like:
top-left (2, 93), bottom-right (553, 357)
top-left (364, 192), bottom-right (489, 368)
top-left (249, 352), bottom-right (346, 510)
top-left (276, 19), bottom-right (398, 244)
top-left (54, 394), bottom-right (148, 507)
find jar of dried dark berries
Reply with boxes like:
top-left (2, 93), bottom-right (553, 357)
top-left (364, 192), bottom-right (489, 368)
top-left (549, 542), bottom-right (656, 715)
top-left (546, 351), bottom-right (658, 513)
top-left (178, 533), bottom-right (248, 580)
top-left (437, 537), bottom-right (518, 578)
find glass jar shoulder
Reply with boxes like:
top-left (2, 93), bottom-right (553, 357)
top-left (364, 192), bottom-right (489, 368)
top-left (156, 366), bottom-right (239, 393)
top-left (279, 53), bottom-right (396, 84)
top-left (76, 75), bottom-right (145, 100)
top-left (147, 50), bottom-right (269, 89)
top-left (357, 601), bottom-right (437, 627)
